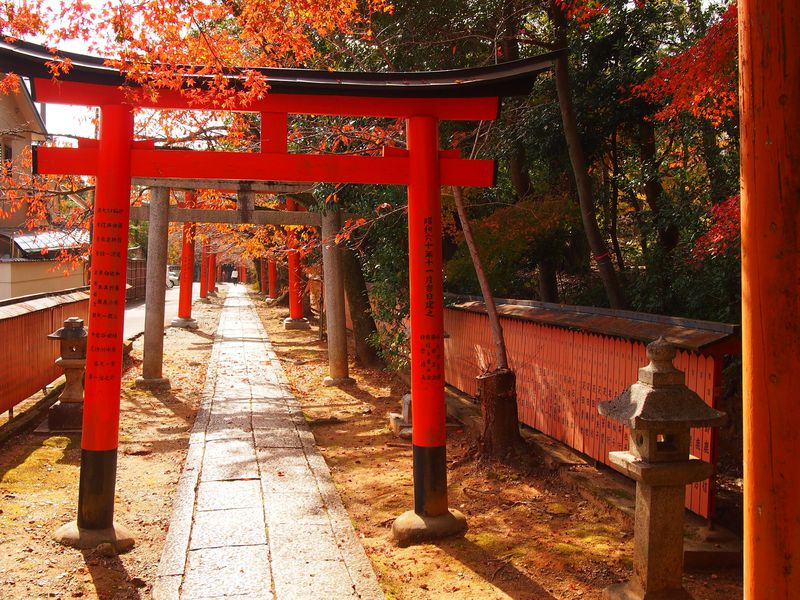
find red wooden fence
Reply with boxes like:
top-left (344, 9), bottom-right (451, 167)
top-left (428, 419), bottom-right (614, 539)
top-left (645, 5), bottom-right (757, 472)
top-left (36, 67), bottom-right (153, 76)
top-left (0, 288), bottom-right (90, 414)
top-left (443, 298), bottom-right (739, 518)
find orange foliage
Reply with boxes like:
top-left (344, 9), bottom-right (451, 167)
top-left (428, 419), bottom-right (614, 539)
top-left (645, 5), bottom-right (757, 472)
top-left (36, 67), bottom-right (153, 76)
top-left (690, 195), bottom-right (740, 262)
top-left (631, 4), bottom-right (738, 127)
top-left (0, 0), bottom-right (395, 273)
top-left (0, 144), bottom-right (93, 274)
top-left (2, 0), bottom-right (392, 106)
top-left (554, 0), bottom-right (609, 29)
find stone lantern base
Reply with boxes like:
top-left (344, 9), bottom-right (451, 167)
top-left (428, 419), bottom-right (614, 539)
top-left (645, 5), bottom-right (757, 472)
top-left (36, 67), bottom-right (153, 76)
top-left (283, 317), bottom-right (310, 330)
top-left (48, 401), bottom-right (83, 431)
top-left (605, 580), bottom-right (692, 600)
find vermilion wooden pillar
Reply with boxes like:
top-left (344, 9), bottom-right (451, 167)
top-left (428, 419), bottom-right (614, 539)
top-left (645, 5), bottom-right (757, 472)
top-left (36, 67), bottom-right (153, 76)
top-left (259, 258), bottom-right (267, 294)
top-left (284, 198), bottom-right (309, 329)
top-left (268, 257), bottom-right (278, 299)
top-left (173, 191), bottom-right (197, 328)
top-left (241, 263), bottom-right (247, 284)
top-left (199, 241), bottom-right (208, 299)
top-left (54, 104), bottom-right (135, 551)
top-left (207, 251), bottom-right (216, 294)
top-left (739, 2), bottom-right (799, 597)
top-left (287, 248), bottom-right (302, 316)
top-left (392, 116), bottom-right (466, 545)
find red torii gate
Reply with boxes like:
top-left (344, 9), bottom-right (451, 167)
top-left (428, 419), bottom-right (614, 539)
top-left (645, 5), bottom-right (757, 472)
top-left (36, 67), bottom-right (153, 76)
top-left (0, 40), bottom-right (560, 547)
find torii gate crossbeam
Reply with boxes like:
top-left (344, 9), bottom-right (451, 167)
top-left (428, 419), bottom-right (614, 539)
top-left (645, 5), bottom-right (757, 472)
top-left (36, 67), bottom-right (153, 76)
top-left (131, 188), bottom-right (349, 385)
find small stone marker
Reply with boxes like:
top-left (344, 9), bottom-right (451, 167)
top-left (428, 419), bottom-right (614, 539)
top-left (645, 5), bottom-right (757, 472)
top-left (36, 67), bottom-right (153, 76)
top-left (389, 393), bottom-right (413, 439)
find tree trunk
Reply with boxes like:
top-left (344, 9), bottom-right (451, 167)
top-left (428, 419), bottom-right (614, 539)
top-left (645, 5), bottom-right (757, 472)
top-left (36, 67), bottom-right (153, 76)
top-left (538, 260), bottom-right (559, 302)
top-left (609, 130), bottom-right (625, 271)
top-left (453, 187), bottom-right (509, 371)
top-left (341, 247), bottom-right (383, 367)
top-left (639, 120), bottom-right (679, 253)
top-left (453, 187), bottom-right (522, 457)
top-left (509, 144), bottom-right (532, 200)
top-left (700, 125), bottom-right (728, 205)
top-left (500, 0), bottom-right (522, 62)
top-left (478, 368), bottom-right (519, 459)
top-left (626, 191), bottom-right (649, 257)
top-left (552, 6), bottom-right (626, 309)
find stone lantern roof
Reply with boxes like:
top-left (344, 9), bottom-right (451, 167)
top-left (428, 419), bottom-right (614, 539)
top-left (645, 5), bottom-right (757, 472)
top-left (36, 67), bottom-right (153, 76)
top-left (598, 337), bottom-right (726, 430)
top-left (47, 316), bottom-right (87, 341)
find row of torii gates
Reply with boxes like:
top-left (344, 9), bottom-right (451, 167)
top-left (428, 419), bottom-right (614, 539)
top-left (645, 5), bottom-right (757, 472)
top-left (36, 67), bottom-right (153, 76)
top-left (1, 3), bottom-right (798, 594)
top-left (126, 183), bottom-right (353, 390)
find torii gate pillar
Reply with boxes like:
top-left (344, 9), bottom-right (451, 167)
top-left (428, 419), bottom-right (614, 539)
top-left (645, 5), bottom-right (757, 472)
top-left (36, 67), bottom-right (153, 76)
top-left (207, 251), bottom-right (217, 295)
top-left (739, 1), bottom-right (799, 596)
top-left (172, 192), bottom-right (198, 329)
top-left (321, 209), bottom-right (353, 386)
top-left (199, 241), bottom-right (208, 300)
top-left (284, 198), bottom-right (309, 330)
top-left (53, 104), bottom-right (136, 552)
top-left (392, 115), bottom-right (467, 545)
top-left (268, 257), bottom-right (278, 299)
top-left (259, 258), bottom-right (267, 294)
top-left (136, 186), bottom-right (171, 389)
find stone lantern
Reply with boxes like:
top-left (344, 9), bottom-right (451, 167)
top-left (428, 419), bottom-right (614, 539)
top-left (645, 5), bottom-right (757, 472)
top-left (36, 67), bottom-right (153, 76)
top-left (598, 338), bottom-right (725, 600)
top-left (47, 317), bottom-right (88, 430)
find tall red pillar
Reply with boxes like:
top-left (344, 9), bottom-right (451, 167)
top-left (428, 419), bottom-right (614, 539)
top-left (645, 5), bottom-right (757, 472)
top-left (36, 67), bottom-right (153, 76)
top-left (288, 247), bottom-right (302, 318)
top-left (207, 250), bottom-right (216, 294)
top-left (268, 257), bottom-right (278, 299)
top-left (739, 2), bottom-right (799, 597)
top-left (284, 199), bottom-right (309, 329)
top-left (174, 191), bottom-right (196, 328)
top-left (199, 241), bottom-right (208, 299)
top-left (392, 116), bottom-right (466, 545)
top-left (54, 104), bottom-right (135, 550)
top-left (259, 258), bottom-right (267, 294)
top-left (240, 263), bottom-right (247, 284)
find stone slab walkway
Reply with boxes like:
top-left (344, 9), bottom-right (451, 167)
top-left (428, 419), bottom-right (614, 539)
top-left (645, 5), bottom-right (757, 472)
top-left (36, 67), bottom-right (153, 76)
top-left (153, 285), bottom-right (384, 600)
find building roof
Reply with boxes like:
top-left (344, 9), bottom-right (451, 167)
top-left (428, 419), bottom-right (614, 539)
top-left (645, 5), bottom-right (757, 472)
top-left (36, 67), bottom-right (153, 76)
top-left (0, 39), bottom-right (564, 99)
top-left (0, 75), bottom-right (47, 140)
top-left (17, 81), bottom-right (47, 139)
top-left (0, 287), bottom-right (89, 318)
top-left (0, 228), bottom-right (89, 255)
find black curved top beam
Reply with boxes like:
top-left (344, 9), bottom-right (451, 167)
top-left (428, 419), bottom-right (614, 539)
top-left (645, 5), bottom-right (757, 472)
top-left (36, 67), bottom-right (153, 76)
top-left (0, 39), bottom-right (564, 99)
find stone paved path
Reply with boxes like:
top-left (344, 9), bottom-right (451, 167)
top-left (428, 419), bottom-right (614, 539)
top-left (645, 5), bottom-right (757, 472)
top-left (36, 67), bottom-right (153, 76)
top-left (153, 285), bottom-right (384, 600)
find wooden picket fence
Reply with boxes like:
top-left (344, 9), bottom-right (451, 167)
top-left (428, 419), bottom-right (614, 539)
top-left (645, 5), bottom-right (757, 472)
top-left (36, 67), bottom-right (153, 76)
top-left (0, 288), bottom-right (90, 414)
top-left (443, 298), bottom-right (739, 518)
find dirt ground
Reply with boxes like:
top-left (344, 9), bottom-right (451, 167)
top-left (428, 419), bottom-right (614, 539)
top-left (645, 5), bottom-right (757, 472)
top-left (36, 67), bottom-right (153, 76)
top-left (0, 292), bottom-right (225, 600)
top-left (254, 296), bottom-right (744, 600)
